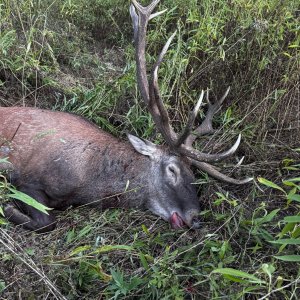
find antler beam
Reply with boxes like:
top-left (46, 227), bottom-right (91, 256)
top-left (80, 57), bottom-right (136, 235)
top-left (130, 0), bottom-right (252, 184)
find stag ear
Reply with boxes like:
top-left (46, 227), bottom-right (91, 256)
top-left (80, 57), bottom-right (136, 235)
top-left (127, 133), bottom-right (158, 159)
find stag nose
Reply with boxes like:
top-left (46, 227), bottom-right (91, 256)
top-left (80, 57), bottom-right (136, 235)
top-left (185, 208), bottom-right (201, 229)
top-left (190, 216), bottom-right (201, 229)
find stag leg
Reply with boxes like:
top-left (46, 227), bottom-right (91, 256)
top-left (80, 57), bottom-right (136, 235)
top-left (4, 188), bottom-right (56, 233)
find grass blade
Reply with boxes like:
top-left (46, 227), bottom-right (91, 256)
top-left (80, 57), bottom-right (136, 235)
top-left (274, 255), bottom-right (300, 262)
top-left (211, 268), bottom-right (265, 284)
top-left (257, 177), bottom-right (285, 193)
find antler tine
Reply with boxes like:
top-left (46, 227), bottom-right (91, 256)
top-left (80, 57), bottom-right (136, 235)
top-left (132, 0), bottom-right (160, 14)
top-left (150, 31), bottom-right (178, 145)
top-left (132, 0), bottom-right (167, 21)
top-left (175, 90), bottom-right (204, 147)
top-left (191, 159), bottom-right (253, 184)
top-left (179, 134), bottom-right (241, 163)
top-left (130, 4), bottom-right (139, 41)
top-left (150, 8), bottom-right (168, 20)
top-left (185, 86), bottom-right (231, 147)
top-left (235, 156), bottom-right (245, 167)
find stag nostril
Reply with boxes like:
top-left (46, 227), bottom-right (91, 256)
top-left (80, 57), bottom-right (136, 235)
top-left (191, 216), bottom-right (201, 229)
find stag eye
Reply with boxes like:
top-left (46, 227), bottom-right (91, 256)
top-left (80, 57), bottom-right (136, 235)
top-left (166, 164), bottom-right (180, 185)
top-left (168, 165), bottom-right (176, 174)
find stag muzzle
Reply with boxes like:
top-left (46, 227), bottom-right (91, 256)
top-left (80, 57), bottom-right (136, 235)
top-left (170, 209), bottom-right (201, 229)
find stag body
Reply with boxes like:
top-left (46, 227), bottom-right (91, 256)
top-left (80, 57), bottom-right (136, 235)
top-left (0, 107), bottom-right (200, 232)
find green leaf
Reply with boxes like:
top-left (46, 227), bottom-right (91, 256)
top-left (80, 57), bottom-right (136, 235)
top-left (0, 218), bottom-right (7, 225)
top-left (141, 224), bottom-right (150, 235)
top-left (270, 239), bottom-right (300, 245)
top-left (259, 228), bottom-right (274, 241)
top-left (0, 280), bottom-right (6, 293)
top-left (287, 194), bottom-right (300, 203)
top-left (283, 166), bottom-right (300, 171)
top-left (25, 248), bottom-right (35, 256)
top-left (287, 187), bottom-right (298, 199)
top-left (257, 177), bottom-right (285, 193)
top-left (292, 227), bottom-right (300, 238)
top-left (0, 157), bottom-right (10, 164)
top-left (66, 229), bottom-right (76, 244)
top-left (262, 209), bottom-right (280, 223)
top-left (255, 209), bottom-right (280, 225)
top-left (283, 216), bottom-right (300, 223)
top-left (7, 188), bottom-right (50, 214)
top-left (278, 222), bottom-right (296, 238)
top-left (92, 245), bottom-right (133, 254)
top-left (261, 263), bottom-right (275, 278)
top-left (223, 274), bottom-right (246, 283)
top-left (139, 252), bottom-right (149, 270)
top-left (283, 52), bottom-right (292, 58)
top-left (211, 268), bottom-right (265, 284)
top-left (288, 44), bottom-right (299, 48)
top-left (283, 180), bottom-right (299, 187)
top-left (284, 177), bottom-right (300, 182)
top-left (78, 225), bottom-right (92, 238)
top-left (110, 268), bottom-right (124, 288)
top-left (274, 255), bottom-right (300, 262)
top-left (70, 245), bottom-right (91, 256)
top-left (128, 276), bottom-right (143, 290)
top-left (0, 207), bottom-right (4, 217)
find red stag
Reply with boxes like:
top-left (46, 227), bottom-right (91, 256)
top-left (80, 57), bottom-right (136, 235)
top-left (0, 0), bottom-right (252, 233)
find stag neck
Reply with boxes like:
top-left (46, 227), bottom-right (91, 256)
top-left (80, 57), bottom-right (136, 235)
top-left (87, 141), bottom-right (151, 209)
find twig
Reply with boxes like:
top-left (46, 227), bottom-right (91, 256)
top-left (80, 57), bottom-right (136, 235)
top-left (257, 277), bottom-right (300, 300)
top-left (0, 228), bottom-right (67, 300)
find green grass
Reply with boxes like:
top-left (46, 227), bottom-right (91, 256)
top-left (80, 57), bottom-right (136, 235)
top-left (0, 0), bottom-right (299, 298)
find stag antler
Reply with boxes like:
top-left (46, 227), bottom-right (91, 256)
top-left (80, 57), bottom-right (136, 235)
top-left (130, 0), bottom-right (252, 184)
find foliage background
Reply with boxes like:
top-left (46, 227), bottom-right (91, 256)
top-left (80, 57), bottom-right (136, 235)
top-left (0, 0), bottom-right (299, 299)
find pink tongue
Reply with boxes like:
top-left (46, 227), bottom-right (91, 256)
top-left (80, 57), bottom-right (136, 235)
top-left (170, 212), bottom-right (185, 229)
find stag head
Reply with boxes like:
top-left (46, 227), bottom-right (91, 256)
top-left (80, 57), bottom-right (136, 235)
top-left (128, 134), bottom-right (201, 229)
top-left (129, 0), bottom-right (252, 228)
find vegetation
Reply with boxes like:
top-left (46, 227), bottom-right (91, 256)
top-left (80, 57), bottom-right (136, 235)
top-left (0, 0), bottom-right (299, 299)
